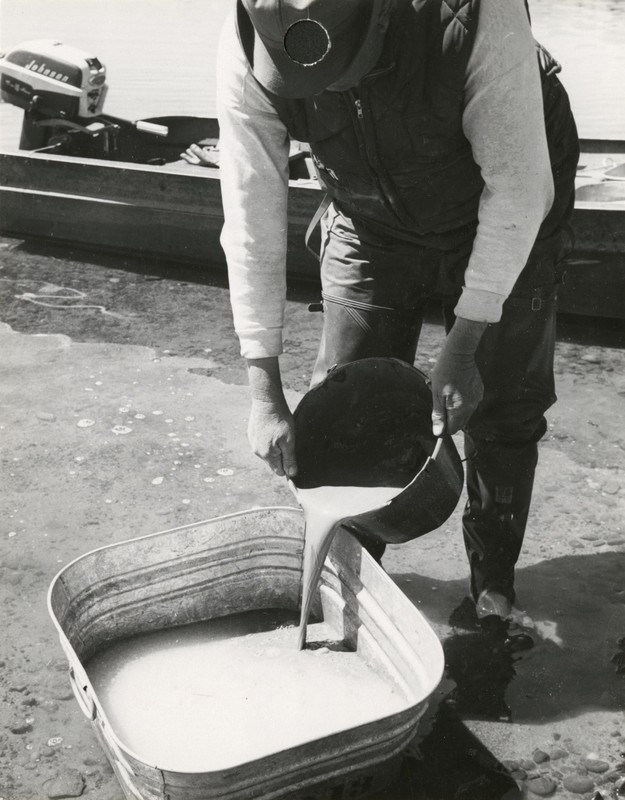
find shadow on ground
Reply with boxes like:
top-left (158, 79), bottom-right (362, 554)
top-left (395, 552), bottom-right (625, 724)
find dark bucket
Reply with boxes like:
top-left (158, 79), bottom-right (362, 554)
top-left (292, 358), bottom-right (464, 544)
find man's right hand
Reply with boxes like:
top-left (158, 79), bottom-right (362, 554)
top-left (246, 357), bottom-right (298, 478)
top-left (248, 399), bottom-right (297, 478)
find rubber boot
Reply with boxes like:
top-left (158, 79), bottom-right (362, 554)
top-left (462, 434), bottom-right (539, 611)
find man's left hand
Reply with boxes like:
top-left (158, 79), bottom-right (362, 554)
top-left (431, 318), bottom-right (488, 436)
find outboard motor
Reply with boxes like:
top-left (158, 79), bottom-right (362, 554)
top-left (0, 40), bottom-right (198, 163)
top-left (0, 39), bottom-right (118, 153)
top-left (0, 39), bottom-right (107, 118)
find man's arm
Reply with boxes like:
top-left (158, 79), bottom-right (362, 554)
top-left (217, 13), bottom-right (297, 475)
top-left (457, 0), bottom-right (554, 323)
top-left (431, 0), bottom-right (554, 435)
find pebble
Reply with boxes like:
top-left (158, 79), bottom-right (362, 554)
top-left (583, 758), bottom-right (610, 774)
top-left (533, 749), bottom-right (550, 763)
top-left (563, 774), bottom-right (595, 793)
top-left (8, 721), bottom-right (33, 734)
top-left (527, 776), bottom-right (557, 796)
top-left (43, 769), bottom-right (85, 798)
top-left (550, 748), bottom-right (568, 760)
top-left (520, 759), bottom-right (537, 771)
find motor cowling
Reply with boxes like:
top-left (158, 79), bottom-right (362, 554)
top-left (0, 39), bottom-right (107, 119)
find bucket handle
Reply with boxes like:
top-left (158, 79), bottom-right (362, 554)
top-left (68, 665), bottom-right (97, 721)
top-left (430, 436), bottom-right (443, 462)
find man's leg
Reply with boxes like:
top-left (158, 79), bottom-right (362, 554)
top-left (446, 228), bottom-right (572, 619)
top-left (310, 206), bottom-right (440, 385)
top-left (311, 206), bottom-right (440, 559)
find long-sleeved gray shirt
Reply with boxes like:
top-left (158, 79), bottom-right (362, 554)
top-left (217, 0), bottom-right (555, 360)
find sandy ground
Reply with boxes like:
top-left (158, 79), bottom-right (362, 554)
top-left (0, 235), bottom-right (624, 800)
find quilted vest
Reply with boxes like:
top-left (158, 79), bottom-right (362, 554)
top-left (237, 0), bottom-right (578, 246)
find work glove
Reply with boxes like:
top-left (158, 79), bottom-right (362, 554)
top-left (248, 398), bottom-right (298, 478)
top-left (430, 318), bottom-right (488, 436)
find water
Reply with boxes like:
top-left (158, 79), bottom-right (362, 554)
top-left (86, 609), bottom-right (408, 772)
top-left (295, 484), bottom-right (402, 649)
top-left (527, 0), bottom-right (625, 138)
top-left (0, 0), bottom-right (624, 142)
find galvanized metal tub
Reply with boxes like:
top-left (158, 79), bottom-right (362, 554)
top-left (48, 507), bottom-right (444, 800)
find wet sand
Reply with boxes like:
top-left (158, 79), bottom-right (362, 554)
top-left (0, 234), bottom-right (624, 799)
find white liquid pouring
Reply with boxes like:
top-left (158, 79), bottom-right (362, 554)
top-left (294, 484), bottom-right (403, 649)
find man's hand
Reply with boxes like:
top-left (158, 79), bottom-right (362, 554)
top-left (248, 399), bottom-right (296, 477)
top-left (431, 318), bottom-right (488, 437)
top-left (246, 358), bottom-right (297, 478)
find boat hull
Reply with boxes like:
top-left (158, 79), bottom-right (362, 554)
top-left (0, 121), bottom-right (623, 318)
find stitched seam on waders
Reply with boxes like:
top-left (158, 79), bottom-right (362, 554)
top-left (344, 303), bottom-right (376, 336)
top-left (322, 291), bottom-right (396, 313)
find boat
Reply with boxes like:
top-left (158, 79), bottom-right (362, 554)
top-left (0, 40), bottom-right (623, 319)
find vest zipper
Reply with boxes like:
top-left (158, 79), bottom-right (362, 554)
top-left (348, 88), bottom-right (415, 228)
top-left (345, 91), bottom-right (377, 184)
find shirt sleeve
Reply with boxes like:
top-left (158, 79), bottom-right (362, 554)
top-left (216, 12), bottom-right (291, 359)
top-left (454, 0), bottom-right (555, 323)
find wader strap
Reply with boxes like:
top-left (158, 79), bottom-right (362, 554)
top-left (305, 193), bottom-right (332, 260)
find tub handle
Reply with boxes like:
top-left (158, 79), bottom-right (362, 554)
top-left (67, 667), bottom-right (138, 780)
top-left (68, 665), bottom-right (97, 721)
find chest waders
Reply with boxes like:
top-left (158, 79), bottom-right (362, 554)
top-left (239, 0), bottom-right (579, 614)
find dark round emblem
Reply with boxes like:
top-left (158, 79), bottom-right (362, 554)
top-left (283, 18), bottom-right (331, 67)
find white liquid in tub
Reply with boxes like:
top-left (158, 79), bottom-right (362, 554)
top-left (86, 610), bottom-right (408, 773)
top-left (295, 484), bottom-right (403, 649)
